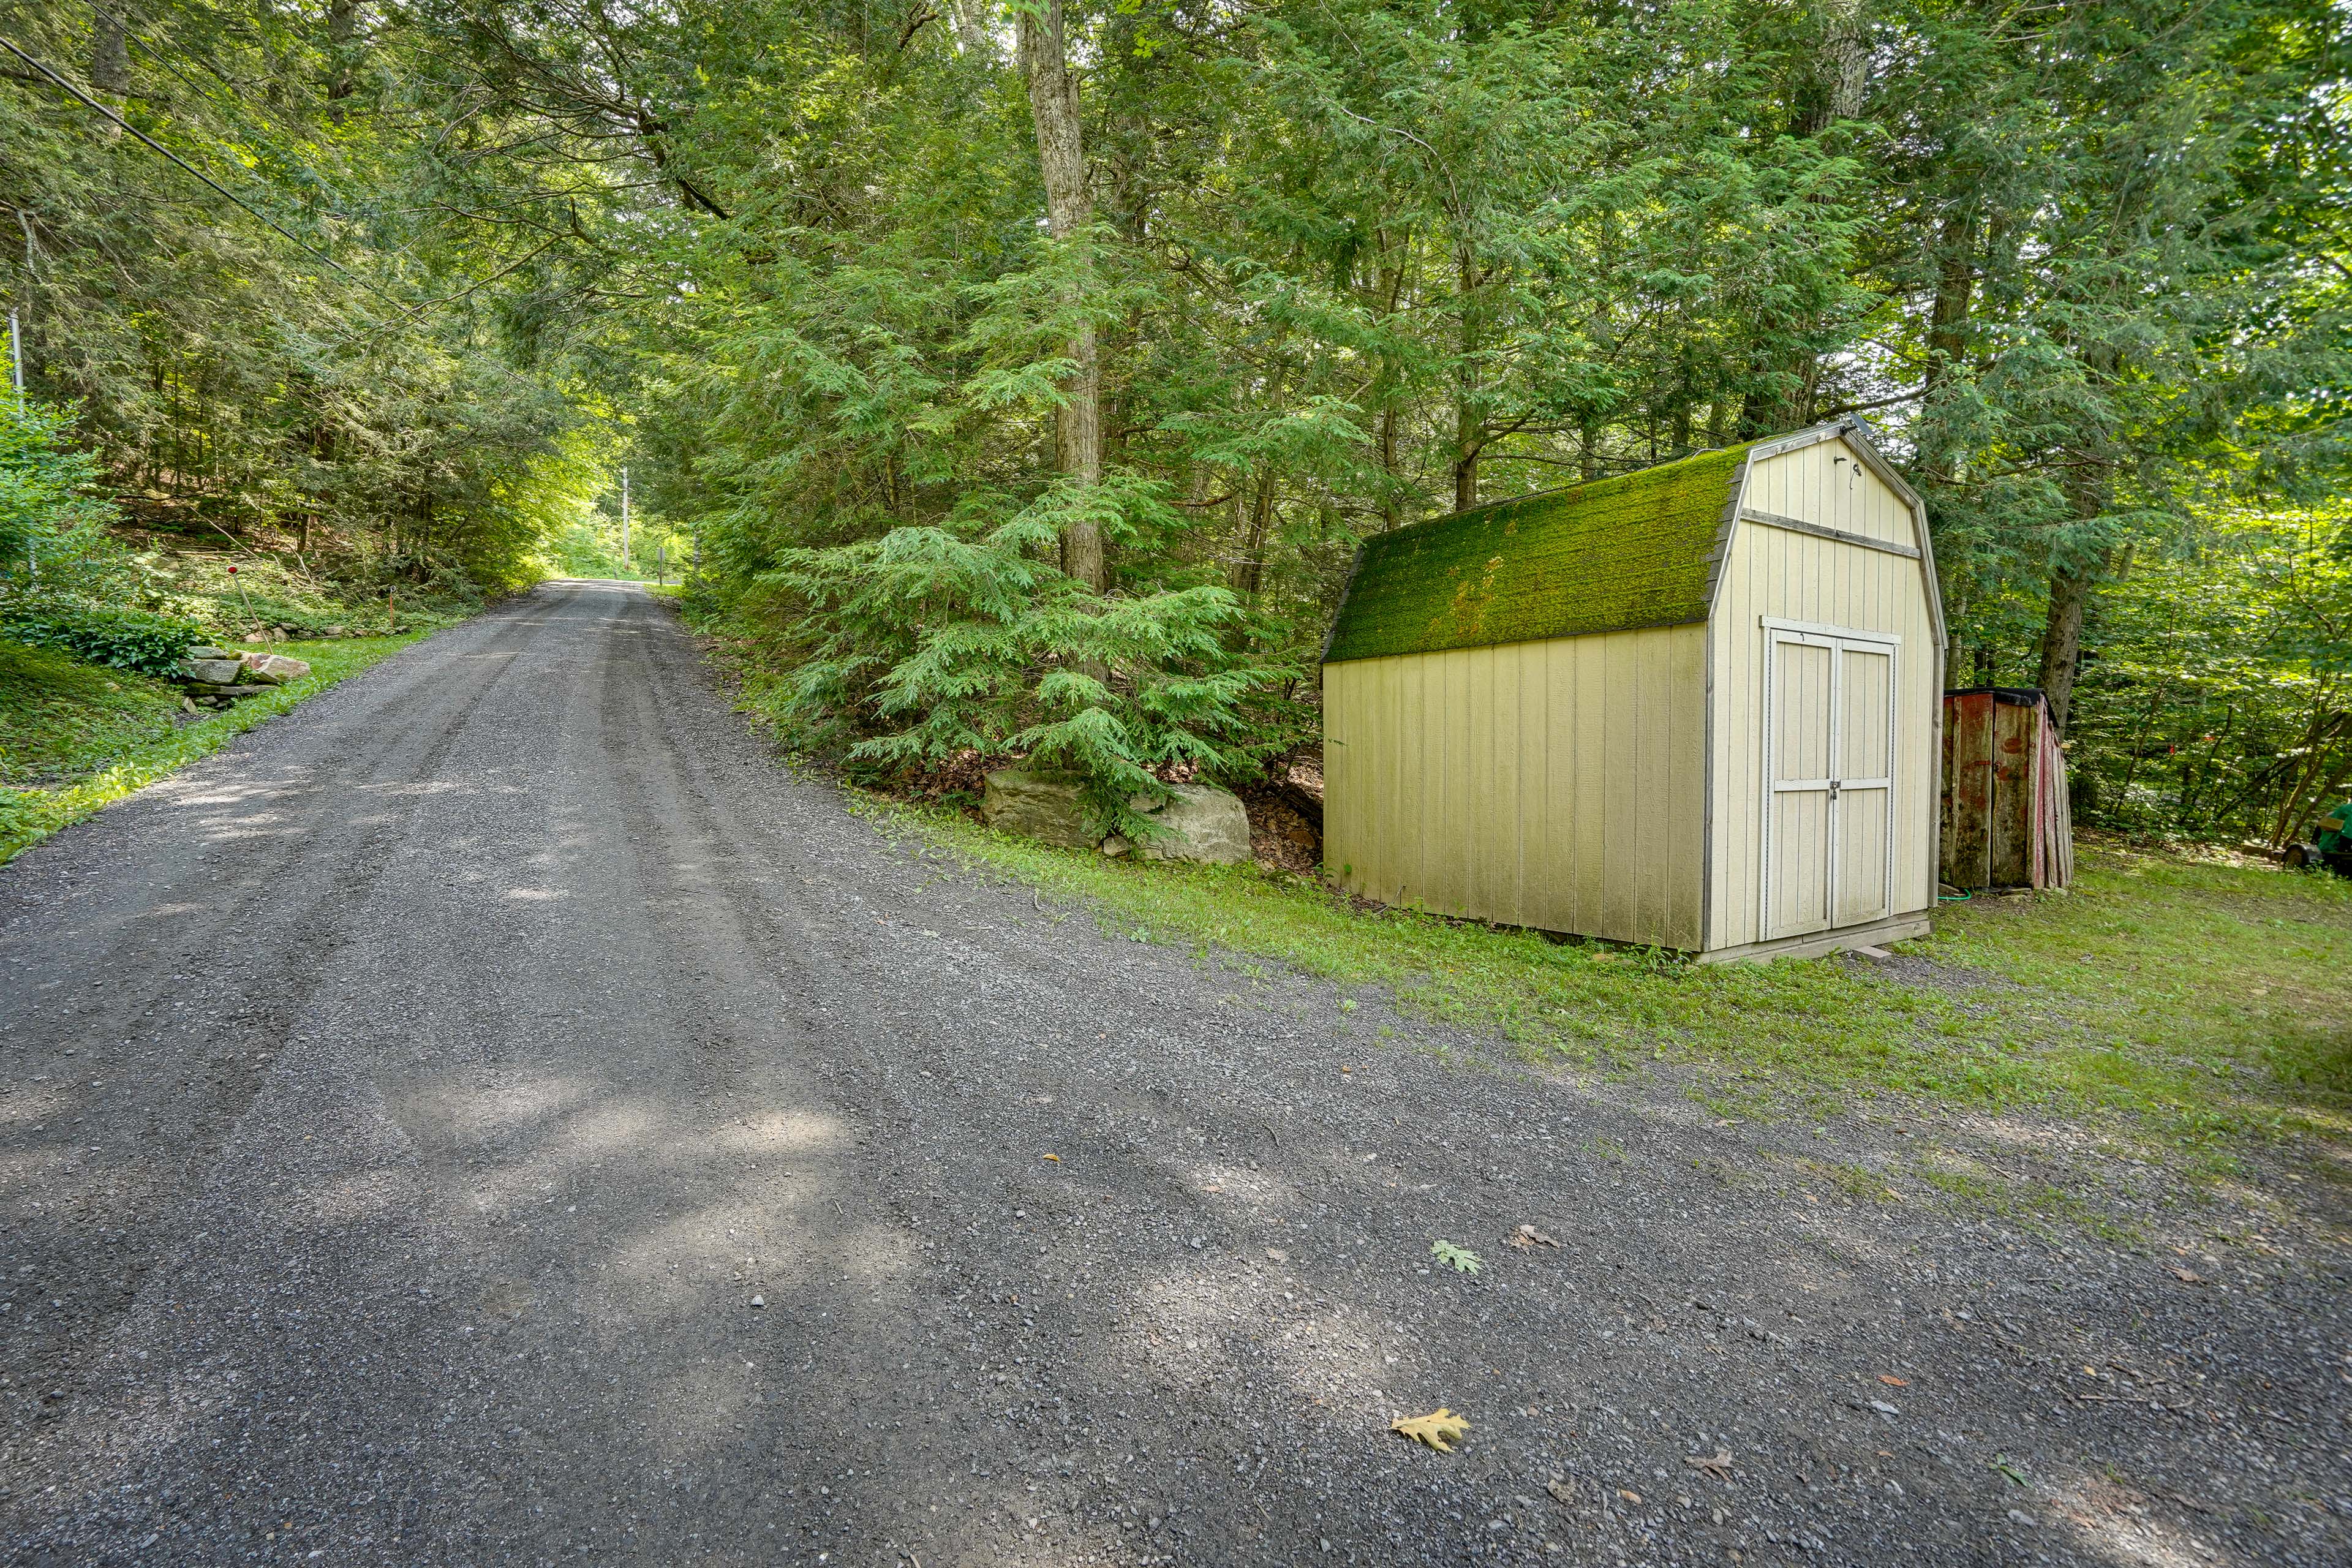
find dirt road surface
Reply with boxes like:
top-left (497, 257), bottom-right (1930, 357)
top-left (3, 582), bottom-right (2343, 1566)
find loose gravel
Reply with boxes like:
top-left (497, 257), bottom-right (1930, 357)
top-left (2, 581), bottom-right (2344, 1567)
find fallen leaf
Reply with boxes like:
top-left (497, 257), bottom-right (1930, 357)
top-left (1431, 1239), bottom-right (1483, 1274)
top-left (1618, 1488), bottom-right (1643, 1506)
top-left (1390, 1409), bottom-right (1471, 1453)
top-left (1545, 1477), bottom-right (1575, 1506)
top-left (1506, 1224), bottom-right (1560, 1250)
top-left (2168, 1266), bottom-right (2204, 1284)
top-left (1683, 1450), bottom-right (1733, 1480)
top-left (1042, 1154), bottom-right (1061, 1164)
top-left (1878, 1374), bottom-right (1910, 1387)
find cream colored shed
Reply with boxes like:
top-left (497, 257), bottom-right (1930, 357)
top-left (1321, 418), bottom-right (1947, 961)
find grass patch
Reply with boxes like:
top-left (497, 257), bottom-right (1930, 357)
top-left (0, 632), bottom-right (426, 865)
top-left (867, 798), bottom-right (2350, 1168)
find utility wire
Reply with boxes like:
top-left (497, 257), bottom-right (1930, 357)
top-left (0, 29), bottom-right (386, 299)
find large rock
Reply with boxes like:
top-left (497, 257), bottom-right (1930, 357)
top-left (981, 768), bottom-right (1100, 850)
top-left (186, 645), bottom-right (236, 662)
top-left (239, 651), bottom-right (312, 685)
top-left (1136, 783), bottom-right (1251, 864)
top-left (178, 658), bottom-right (246, 686)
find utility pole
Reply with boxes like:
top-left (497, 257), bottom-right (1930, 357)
top-left (620, 467), bottom-right (631, 567)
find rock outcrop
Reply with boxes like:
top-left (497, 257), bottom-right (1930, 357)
top-left (982, 767), bottom-right (1251, 865)
top-left (176, 645), bottom-right (301, 709)
top-left (239, 651), bottom-right (312, 685)
top-left (1135, 784), bottom-right (1251, 864)
top-left (981, 769), bottom-right (1099, 850)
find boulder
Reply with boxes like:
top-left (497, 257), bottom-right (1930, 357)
top-left (239, 651), bottom-right (311, 684)
top-left (186, 645), bottom-right (236, 662)
top-left (1136, 783), bottom-right (1251, 864)
top-left (178, 658), bottom-right (246, 686)
top-left (981, 768), bottom-right (1100, 850)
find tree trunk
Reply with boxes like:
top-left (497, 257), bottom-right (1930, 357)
top-left (2036, 555), bottom-right (2103, 736)
top-left (1452, 246), bottom-right (1480, 511)
top-left (327, 2), bottom-right (361, 123)
top-left (1233, 469), bottom-right (1276, 599)
top-left (1923, 205), bottom-right (1977, 396)
top-left (1823, 0), bottom-right (1869, 122)
top-left (91, 5), bottom-right (130, 95)
top-left (1017, 0), bottom-right (1106, 592)
top-left (90, 4), bottom-right (129, 141)
top-left (948, 0), bottom-right (993, 60)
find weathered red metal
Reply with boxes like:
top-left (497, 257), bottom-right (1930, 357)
top-left (1940, 688), bottom-right (2073, 890)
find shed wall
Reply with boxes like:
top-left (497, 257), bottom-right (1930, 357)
top-left (1739, 437), bottom-right (1920, 547)
top-left (1324, 624), bottom-right (1707, 949)
top-left (1707, 450), bottom-right (1942, 951)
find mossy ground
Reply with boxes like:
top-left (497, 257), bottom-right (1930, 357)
top-left (0, 632), bottom-right (426, 865)
top-left (864, 797), bottom-right (2350, 1191)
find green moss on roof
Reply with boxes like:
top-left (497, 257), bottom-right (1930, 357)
top-left (1324, 443), bottom-right (1753, 663)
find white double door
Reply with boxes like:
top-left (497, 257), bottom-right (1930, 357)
top-left (1762, 622), bottom-right (1898, 940)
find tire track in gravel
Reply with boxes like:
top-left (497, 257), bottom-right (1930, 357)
top-left (7, 582), bottom-right (2345, 1568)
top-left (0, 595), bottom-right (571, 1510)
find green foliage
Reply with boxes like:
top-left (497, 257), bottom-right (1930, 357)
top-left (4, 0), bottom-right (2343, 840)
top-left (0, 401), bottom-right (113, 571)
top-left (0, 639), bottom-right (183, 787)
top-left (0, 633), bottom-right (421, 866)
top-left (2054, 507), bottom-right (2352, 842)
top-left (0, 7), bottom-right (598, 605)
top-left (0, 600), bottom-right (212, 677)
top-left (1430, 1240), bottom-right (1483, 1274)
top-left (741, 477), bottom-right (1296, 831)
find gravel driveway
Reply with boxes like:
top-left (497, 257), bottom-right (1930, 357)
top-left (2, 581), bottom-right (2344, 1567)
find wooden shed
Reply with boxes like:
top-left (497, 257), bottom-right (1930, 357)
top-left (1940, 687), bottom-right (2074, 891)
top-left (1321, 417), bottom-right (1948, 961)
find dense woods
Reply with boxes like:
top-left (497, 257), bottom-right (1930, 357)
top-left (2, 2), bottom-right (2346, 843)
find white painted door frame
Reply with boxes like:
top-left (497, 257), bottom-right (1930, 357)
top-left (1758, 617), bottom-right (1901, 941)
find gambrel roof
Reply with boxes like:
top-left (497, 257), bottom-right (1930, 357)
top-left (1322, 443), bottom-right (1753, 664)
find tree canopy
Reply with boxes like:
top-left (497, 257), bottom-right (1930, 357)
top-left (3, 1), bottom-right (2346, 841)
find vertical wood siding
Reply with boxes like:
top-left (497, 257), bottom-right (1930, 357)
top-left (1741, 438), bottom-right (1920, 547)
top-left (1708, 442), bottom-right (1942, 949)
top-left (1324, 624), bottom-right (1708, 948)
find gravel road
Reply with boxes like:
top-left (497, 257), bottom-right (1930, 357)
top-left (3, 581), bottom-right (2345, 1567)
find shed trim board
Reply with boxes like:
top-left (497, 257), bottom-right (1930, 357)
top-left (1740, 508), bottom-right (1923, 559)
top-left (1695, 449), bottom-right (1755, 955)
top-left (1696, 913), bottom-right (1931, 965)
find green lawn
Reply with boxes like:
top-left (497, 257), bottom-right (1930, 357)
top-left (0, 632), bottom-right (425, 865)
top-left (870, 799), bottom-right (2350, 1178)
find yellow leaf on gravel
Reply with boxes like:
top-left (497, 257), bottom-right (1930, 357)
top-left (1390, 1409), bottom-right (1471, 1452)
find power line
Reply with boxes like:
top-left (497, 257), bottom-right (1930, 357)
top-left (0, 29), bottom-right (390, 300)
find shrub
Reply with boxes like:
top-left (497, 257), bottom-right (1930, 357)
top-left (748, 477), bottom-right (1301, 836)
top-left (0, 597), bottom-right (214, 677)
top-left (0, 400), bottom-right (115, 579)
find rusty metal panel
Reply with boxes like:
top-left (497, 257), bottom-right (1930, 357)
top-left (1989, 698), bottom-right (2034, 886)
top-left (1940, 688), bottom-right (2073, 890)
top-left (1941, 692), bottom-right (1996, 888)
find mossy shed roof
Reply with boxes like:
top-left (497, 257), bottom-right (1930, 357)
top-left (1323, 443), bottom-right (1753, 664)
